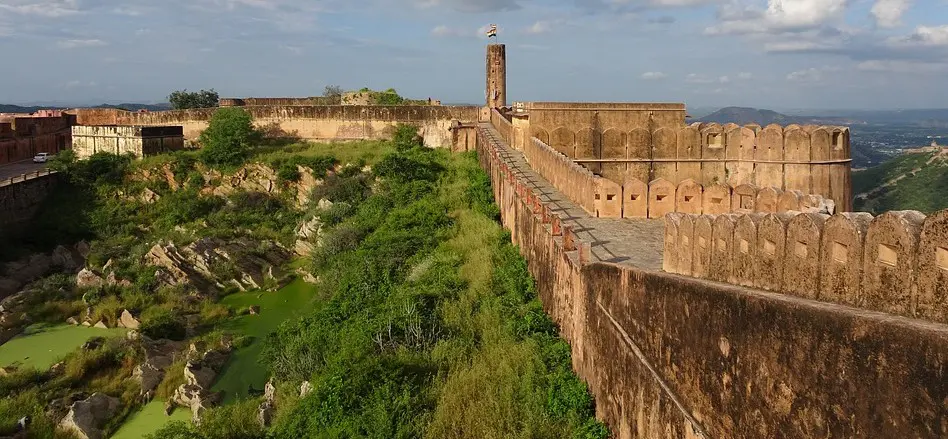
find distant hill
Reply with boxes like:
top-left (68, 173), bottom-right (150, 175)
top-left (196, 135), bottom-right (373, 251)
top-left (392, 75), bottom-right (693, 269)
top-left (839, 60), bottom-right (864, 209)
top-left (853, 148), bottom-right (948, 214)
top-left (698, 107), bottom-right (803, 126)
top-left (0, 103), bottom-right (171, 113)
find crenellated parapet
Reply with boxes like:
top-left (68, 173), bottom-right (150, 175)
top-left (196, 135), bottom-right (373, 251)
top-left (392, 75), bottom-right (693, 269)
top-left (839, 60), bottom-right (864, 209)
top-left (664, 209), bottom-right (948, 324)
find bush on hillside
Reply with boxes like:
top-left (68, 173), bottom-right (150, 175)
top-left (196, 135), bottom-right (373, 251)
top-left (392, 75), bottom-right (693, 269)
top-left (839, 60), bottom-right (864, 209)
top-left (199, 108), bottom-right (260, 167)
top-left (140, 308), bottom-right (186, 341)
top-left (51, 151), bottom-right (134, 187)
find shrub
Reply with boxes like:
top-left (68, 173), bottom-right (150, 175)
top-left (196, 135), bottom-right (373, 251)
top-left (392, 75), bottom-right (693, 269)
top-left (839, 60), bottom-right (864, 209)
top-left (199, 108), bottom-right (260, 167)
top-left (392, 124), bottom-right (423, 152)
top-left (140, 308), bottom-right (186, 341)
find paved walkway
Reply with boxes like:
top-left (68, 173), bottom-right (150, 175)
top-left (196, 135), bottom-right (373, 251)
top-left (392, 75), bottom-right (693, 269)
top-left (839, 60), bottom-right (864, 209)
top-left (0, 160), bottom-right (47, 181)
top-left (481, 124), bottom-right (665, 271)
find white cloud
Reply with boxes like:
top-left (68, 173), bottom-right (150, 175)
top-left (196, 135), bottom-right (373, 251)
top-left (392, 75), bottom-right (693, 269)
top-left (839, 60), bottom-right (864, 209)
top-left (786, 66), bottom-right (840, 82)
top-left (889, 25), bottom-right (948, 46)
top-left (857, 59), bottom-right (948, 73)
top-left (56, 39), bottom-right (107, 49)
top-left (641, 71), bottom-right (667, 80)
top-left (685, 73), bottom-right (730, 84)
top-left (705, 0), bottom-right (849, 35)
top-left (525, 20), bottom-right (552, 34)
top-left (871, 0), bottom-right (910, 28)
top-left (0, 0), bottom-right (80, 17)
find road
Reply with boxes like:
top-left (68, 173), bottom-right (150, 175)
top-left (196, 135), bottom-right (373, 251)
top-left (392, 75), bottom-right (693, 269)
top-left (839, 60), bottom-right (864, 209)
top-left (0, 160), bottom-right (48, 181)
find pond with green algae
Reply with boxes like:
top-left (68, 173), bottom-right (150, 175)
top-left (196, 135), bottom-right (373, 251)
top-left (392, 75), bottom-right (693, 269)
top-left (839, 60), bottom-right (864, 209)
top-left (110, 400), bottom-right (190, 439)
top-left (0, 323), bottom-right (126, 370)
top-left (211, 278), bottom-right (318, 403)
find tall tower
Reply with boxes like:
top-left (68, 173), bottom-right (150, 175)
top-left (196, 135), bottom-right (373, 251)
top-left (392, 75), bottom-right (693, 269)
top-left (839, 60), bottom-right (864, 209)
top-left (486, 44), bottom-right (507, 109)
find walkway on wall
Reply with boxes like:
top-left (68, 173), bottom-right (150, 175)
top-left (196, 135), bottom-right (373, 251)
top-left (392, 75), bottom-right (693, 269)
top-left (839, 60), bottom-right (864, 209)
top-left (479, 123), bottom-right (665, 270)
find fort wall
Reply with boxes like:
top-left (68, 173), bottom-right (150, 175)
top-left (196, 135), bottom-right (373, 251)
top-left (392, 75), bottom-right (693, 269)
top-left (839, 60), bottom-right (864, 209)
top-left (476, 125), bottom-right (948, 438)
top-left (0, 115), bottom-right (73, 165)
top-left (664, 208), bottom-right (948, 324)
top-left (71, 105), bottom-right (481, 149)
top-left (511, 107), bottom-right (852, 212)
top-left (72, 125), bottom-right (185, 159)
top-left (0, 171), bottom-right (57, 233)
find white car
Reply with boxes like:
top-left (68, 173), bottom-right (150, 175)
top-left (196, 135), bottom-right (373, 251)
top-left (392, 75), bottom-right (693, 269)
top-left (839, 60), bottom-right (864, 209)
top-left (32, 153), bottom-right (51, 163)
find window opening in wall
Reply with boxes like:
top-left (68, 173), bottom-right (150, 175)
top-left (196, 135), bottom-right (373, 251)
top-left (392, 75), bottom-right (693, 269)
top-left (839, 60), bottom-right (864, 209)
top-left (630, 194), bottom-right (640, 201)
top-left (708, 133), bottom-right (723, 148)
top-left (699, 237), bottom-right (707, 249)
top-left (740, 195), bottom-right (754, 210)
top-left (763, 239), bottom-right (777, 257)
top-left (716, 239), bottom-right (726, 252)
top-left (795, 241), bottom-right (808, 259)
top-left (684, 195), bottom-right (694, 202)
top-left (877, 244), bottom-right (899, 267)
top-left (607, 194), bottom-right (616, 201)
top-left (832, 132), bottom-right (844, 150)
top-left (832, 242), bottom-right (849, 264)
top-left (656, 194), bottom-right (667, 202)
top-left (740, 239), bottom-right (750, 254)
top-left (595, 194), bottom-right (601, 200)
top-left (937, 247), bottom-right (948, 272)
top-left (711, 197), bottom-right (724, 205)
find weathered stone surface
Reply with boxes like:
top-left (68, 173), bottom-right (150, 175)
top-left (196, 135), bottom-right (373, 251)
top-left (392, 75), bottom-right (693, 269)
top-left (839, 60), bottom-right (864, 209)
top-left (621, 178), bottom-right (647, 218)
top-left (294, 216), bottom-right (323, 256)
top-left (783, 213), bottom-right (829, 300)
top-left (145, 238), bottom-right (290, 293)
top-left (58, 393), bottom-right (120, 439)
top-left (710, 214), bottom-right (738, 284)
top-left (649, 179), bottom-right (676, 219)
top-left (731, 184), bottom-right (757, 214)
top-left (678, 215), bottom-right (696, 276)
top-left (118, 309), bottom-right (141, 330)
top-left (755, 187), bottom-right (782, 214)
top-left (702, 184), bottom-right (731, 215)
top-left (93, 321), bottom-right (108, 329)
top-left (692, 215), bottom-right (715, 279)
top-left (76, 269), bottom-right (104, 288)
top-left (733, 214), bottom-right (764, 287)
top-left (819, 213), bottom-right (873, 307)
top-left (663, 213), bottom-right (685, 274)
top-left (755, 213), bottom-right (794, 291)
top-left (676, 179), bottom-right (703, 215)
top-left (917, 210), bottom-right (948, 323)
top-left (863, 211), bottom-right (926, 317)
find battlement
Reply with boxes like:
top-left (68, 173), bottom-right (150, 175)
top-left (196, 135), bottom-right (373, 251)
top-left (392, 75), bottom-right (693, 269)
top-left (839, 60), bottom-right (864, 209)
top-left (664, 209), bottom-right (948, 324)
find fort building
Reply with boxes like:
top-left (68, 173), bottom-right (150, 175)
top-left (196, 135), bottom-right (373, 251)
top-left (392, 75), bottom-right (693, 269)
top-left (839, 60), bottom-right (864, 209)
top-left (71, 125), bottom-right (184, 159)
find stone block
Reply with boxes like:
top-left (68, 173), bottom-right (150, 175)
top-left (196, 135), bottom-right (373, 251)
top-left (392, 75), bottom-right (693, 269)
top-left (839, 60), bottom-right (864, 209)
top-left (731, 184), bottom-right (758, 214)
top-left (676, 179), bottom-right (703, 214)
top-left (756, 124), bottom-right (785, 189)
top-left (648, 178), bottom-right (676, 219)
top-left (627, 128), bottom-right (651, 184)
top-left (809, 127), bottom-right (832, 201)
top-left (702, 184), bottom-right (731, 215)
top-left (700, 123), bottom-right (726, 186)
top-left (755, 213), bottom-right (794, 291)
top-left (622, 178), bottom-right (648, 218)
top-left (711, 214), bottom-right (739, 284)
top-left (755, 187), bottom-right (782, 213)
top-left (652, 127), bottom-right (678, 183)
top-left (784, 127), bottom-right (812, 193)
top-left (819, 212), bottom-right (873, 307)
top-left (664, 213), bottom-right (686, 274)
top-left (678, 215), bottom-right (696, 276)
top-left (725, 126), bottom-right (756, 186)
top-left (733, 214), bottom-right (765, 287)
top-left (693, 215), bottom-right (715, 279)
top-left (600, 128), bottom-right (626, 183)
top-left (676, 124), bottom-right (701, 183)
top-left (917, 210), bottom-right (948, 323)
top-left (777, 190), bottom-right (802, 212)
top-left (594, 178), bottom-right (622, 218)
top-left (784, 213), bottom-right (829, 299)
top-left (863, 211), bottom-right (926, 317)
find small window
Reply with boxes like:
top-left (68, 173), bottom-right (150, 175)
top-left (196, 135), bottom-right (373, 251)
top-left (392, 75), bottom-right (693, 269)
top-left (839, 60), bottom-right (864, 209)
top-left (711, 197), bottom-right (724, 205)
top-left (937, 247), bottom-right (948, 272)
top-left (607, 194), bottom-right (616, 201)
top-left (684, 195), bottom-right (694, 203)
top-left (708, 133), bottom-right (723, 148)
top-left (656, 194), bottom-right (667, 202)
top-left (739, 239), bottom-right (750, 254)
top-left (763, 239), bottom-right (777, 257)
top-left (630, 194), bottom-right (640, 201)
top-left (795, 241), bottom-right (808, 259)
top-left (595, 194), bottom-right (601, 200)
top-left (832, 242), bottom-right (849, 264)
top-left (740, 195), bottom-right (754, 210)
top-left (877, 244), bottom-right (898, 267)
top-left (716, 239), bottom-right (727, 252)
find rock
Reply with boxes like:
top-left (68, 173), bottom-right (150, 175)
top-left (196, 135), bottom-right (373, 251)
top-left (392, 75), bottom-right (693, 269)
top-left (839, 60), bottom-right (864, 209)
top-left (164, 400), bottom-right (175, 416)
top-left (50, 361), bottom-right (65, 375)
top-left (81, 321), bottom-right (92, 327)
top-left (300, 381), bottom-right (313, 398)
top-left (51, 245), bottom-right (82, 271)
top-left (119, 310), bottom-right (141, 330)
top-left (145, 238), bottom-right (291, 293)
top-left (133, 362), bottom-right (165, 399)
top-left (294, 216), bottom-right (323, 256)
top-left (126, 330), bottom-right (141, 341)
top-left (317, 198), bottom-right (334, 210)
top-left (75, 241), bottom-right (91, 258)
top-left (81, 337), bottom-right (105, 350)
top-left (140, 188), bottom-right (161, 204)
top-left (293, 166), bottom-right (321, 207)
top-left (249, 306), bottom-right (261, 315)
top-left (58, 393), bottom-right (120, 439)
top-left (183, 362), bottom-right (216, 389)
top-left (0, 366), bottom-right (17, 377)
top-left (66, 317), bottom-right (80, 326)
top-left (76, 269), bottom-right (104, 288)
top-left (93, 321), bottom-right (108, 329)
top-left (258, 400), bottom-right (274, 427)
top-left (102, 259), bottom-right (114, 273)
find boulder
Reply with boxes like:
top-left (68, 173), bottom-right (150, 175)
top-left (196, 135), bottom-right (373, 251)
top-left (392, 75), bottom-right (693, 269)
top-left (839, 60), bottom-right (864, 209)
top-left (51, 245), bottom-right (82, 271)
top-left (58, 393), bottom-right (120, 439)
top-left (183, 362), bottom-right (217, 389)
top-left (258, 378), bottom-right (277, 427)
top-left (118, 310), bottom-right (141, 330)
top-left (249, 306), bottom-right (261, 315)
top-left (140, 188), bottom-right (161, 204)
top-left (93, 321), bottom-right (108, 330)
top-left (317, 198), bottom-right (334, 210)
top-left (81, 337), bottom-right (105, 350)
top-left (300, 381), bottom-right (313, 398)
top-left (133, 362), bottom-right (165, 400)
top-left (294, 216), bottom-right (323, 256)
top-left (66, 317), bottom-right (80, 326)
top-left (76, 269), bottom-right (104, 288)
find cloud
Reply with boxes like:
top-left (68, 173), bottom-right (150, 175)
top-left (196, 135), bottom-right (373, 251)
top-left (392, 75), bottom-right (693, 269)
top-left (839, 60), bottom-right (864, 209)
top-left (705, 0), bottom-right (849, 36)
top-left (641, 71), bottom-right (667, 79)
top-left (525, 21), bottom-right (552, 34)
top-left (0, 0), bottom-right (80, 17)
top-left (56, 39), bottom-right (107, 49)
top-left (786, 66), bottom-right (840, 82)
top-left (857, 59), bottom-right (948, 73)
top-left (871, 0), bottom-right (911, 28)
top-left (647, 15), bottom-right (676, 24)
top-left (889, 25), bottom-right (948, 47)
top-left (416, 0), bottom-right (520, 13)
top-left (685, 73), bottom-right (730, 84)
top-left (737, 72), bottom-right (754, 79)
top-left (63, 79), bottom-right (97, 88)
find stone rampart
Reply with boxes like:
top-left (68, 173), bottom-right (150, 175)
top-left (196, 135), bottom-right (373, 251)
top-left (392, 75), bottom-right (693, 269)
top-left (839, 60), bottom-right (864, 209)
top-left (523, 116), bottom-right (852, 211)
top-left (0, 115), bottom-right (73, 165)
top-left (0, 171), bottom-right (58, 232)
top-left (476, 125), bottom-right (948, 438)
top-left (665, 209), bottom-right (948, 324)
top-left (71, 105), bottom-right (481, 148)
top-left (72, 125), bottom-right (185, 159)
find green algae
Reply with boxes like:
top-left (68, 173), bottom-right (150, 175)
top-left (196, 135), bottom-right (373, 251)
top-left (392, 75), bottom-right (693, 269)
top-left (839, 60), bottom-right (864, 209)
top-left (0, 323), bottom-right (126, 370)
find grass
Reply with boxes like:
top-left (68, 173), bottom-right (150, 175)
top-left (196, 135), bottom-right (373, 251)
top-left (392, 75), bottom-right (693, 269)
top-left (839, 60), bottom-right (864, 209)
top-left (0, 323), bottom-right (126, 370)
top-left (853, 151), bottom-right (948, 214)
top-left (253, 140), bottom-right (395, 167)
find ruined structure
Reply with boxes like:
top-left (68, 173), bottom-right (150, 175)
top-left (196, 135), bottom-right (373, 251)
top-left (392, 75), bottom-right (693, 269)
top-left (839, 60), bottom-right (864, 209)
top-left (0, 112), bottom-right (73, 165)
top-left (72, 126), bottom-right (184, 159)
top-left (477, 43), bottom-right (948, 438)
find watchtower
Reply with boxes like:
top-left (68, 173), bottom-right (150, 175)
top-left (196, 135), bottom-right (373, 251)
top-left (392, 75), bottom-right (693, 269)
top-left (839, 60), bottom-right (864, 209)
top-left (486, 44), bottom-right (507, 109)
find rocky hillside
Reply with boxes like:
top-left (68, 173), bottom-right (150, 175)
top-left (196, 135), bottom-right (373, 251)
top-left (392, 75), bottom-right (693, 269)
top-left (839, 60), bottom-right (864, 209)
top-left (853, 147), bottom-right (948, 214)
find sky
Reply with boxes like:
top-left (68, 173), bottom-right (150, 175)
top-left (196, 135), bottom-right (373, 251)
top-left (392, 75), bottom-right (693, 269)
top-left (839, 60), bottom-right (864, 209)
top-left (0, 0), bottom-right (946, 110)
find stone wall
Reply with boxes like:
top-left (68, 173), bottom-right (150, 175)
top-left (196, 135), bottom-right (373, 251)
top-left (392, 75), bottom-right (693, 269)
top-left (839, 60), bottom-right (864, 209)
top-left (511, 110), bottom-right (852, 212)
top-left (0, 172), bottom-right (57, 232)
top-left (664, 209), bottom-right (948, 324)
top-left (220, 97), bottom-right (336, 107)
top-left (477, 126), bottom-right (948, 438)
top-left (0, 115), bottom-right (73, 165)
top-left (71, 126), bottom-right (185, 159)
top-left (71, 105), bottom-right (481, 149)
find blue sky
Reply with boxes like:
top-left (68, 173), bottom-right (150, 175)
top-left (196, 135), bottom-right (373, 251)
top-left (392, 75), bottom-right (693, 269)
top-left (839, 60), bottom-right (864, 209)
top-left (0, 0), bottom-right (946, 109)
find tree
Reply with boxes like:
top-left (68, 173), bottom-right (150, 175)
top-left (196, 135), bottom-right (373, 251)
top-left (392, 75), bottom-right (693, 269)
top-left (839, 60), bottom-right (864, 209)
top-left (169, 89), bottom-right (220, 110)
top-left (198, 108), bottom-right (260, 166)
top-left (323, 85), bottom-right (343, 104)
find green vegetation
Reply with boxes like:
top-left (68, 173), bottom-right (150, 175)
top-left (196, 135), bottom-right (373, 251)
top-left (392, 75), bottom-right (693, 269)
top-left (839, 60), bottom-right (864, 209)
top-left (0, 324), bottom-right (126, 370)
top-left (853, 150), bottom-right (948, 214)
top-left (169, 89), bottom-right (220, 110)
top-left (199, 108), bottom-right (262, 167)
top-left (112, 400), bottom-right (191, 439)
